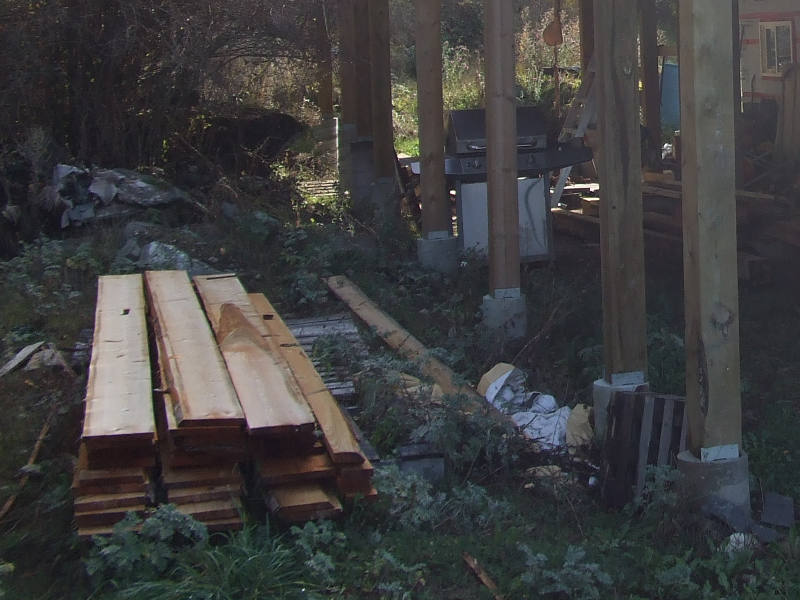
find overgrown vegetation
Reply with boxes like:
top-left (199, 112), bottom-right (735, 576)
top-left (1, 0), bottom-right (800, 598)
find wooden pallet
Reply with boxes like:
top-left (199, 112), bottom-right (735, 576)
top-left (601, 390), bottom-right (687, 509)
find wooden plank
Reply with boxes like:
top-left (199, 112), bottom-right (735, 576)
top-left (75, 506), bottom-right (147, 528)
top-left (369, 0), bottom-right (395, 180)
top-left (593, 0), bottom-right (647, 380)
top-left (657, 397), bottom-right (675, 466)
top-left (162, 464), bottom-right (242, 490)
top-left (324, 276), bottom-right (481, 400)
top-left (248, 292), bottom-right (365, 465)
top-left (679, 0), bottom-right (742, 453)
top-left (640, 0), bottom-right (661, 151)
top-left (74, 445), bottom-right (148, 487)
top-left (258, 454), bottom-right (336, 486)
top-left (193, 274), bottom-right (315, 436)
top-left (635, 394), bottom-right (654, 494)
top-left (144, 270), bottom-right (244, 427)
top-left (167, 484), bottom-right (240, 505)
top-left (74, 492), bottom-right (148, 513)
top-left (266, 482), bottom-right (342, 520)
top-left (82, 274), bottom-right (155, 447)
top-left (174, 499), bottom-right (241, 522)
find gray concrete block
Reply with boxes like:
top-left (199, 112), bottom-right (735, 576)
top-left (417, 233), bottom-right (459, 274)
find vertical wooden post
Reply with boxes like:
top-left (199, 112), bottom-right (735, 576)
top-left (732, 0), bottom-right (741, 114)
top-left (353, 0), bottom-right (373, 138)
top-left (484, 0), bottom-right (519, 293)
top-left (369, 0), bottom-right (394, 179)
top-left (579, 0), bottom-right (595, 71)
top-left (416, 0), bottom-right (449, 235)
top-left (679, 0), bottom-right (741, 454)
top-left (338, 0), bottom-right (357, 126)
top-left (594, 0), bottom-right (648, 381)
top-left (640, 0), bottom-right (661, 152)
top-left (315, 0), bottom-right (334, 120)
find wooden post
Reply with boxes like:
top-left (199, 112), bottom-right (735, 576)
top-left (640, 0), bottom-right (661, 152)
top-left (594, 0), bottom-right (648, 380)
top-left (369, 0), bottom-right (394, 179)
top-left (353, 0), bottom-right (373, 138)
top-left (484, 0), bottom-right (519, 293)
top-left (679, 0), bottom-right (741, 455)
top-left (579, 0), bottom-right (595, 71)
top-left (316, 0), bottom-right (334, 120)
top-left (415, 0), bottom-right (449, 235)
top-left (732, 0), bottom-right (741, 114)
top-left (338, 0), bottom-right (357, 126)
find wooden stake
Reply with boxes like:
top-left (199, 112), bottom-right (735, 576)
top-left (679, 0), bottom-right (741, 453)
top-left (463, 552), bottom-right (504, 600)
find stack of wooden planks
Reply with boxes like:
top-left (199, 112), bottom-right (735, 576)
top-left (146, 270), bottom-right (247, 530)
top-left (75, 270), bottom-right (375, 536)
top-left (74, 274), bottom-right (157, 537)
top-left (194, 275), bottom-right (376, 521)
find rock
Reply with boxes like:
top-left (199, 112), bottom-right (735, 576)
top-left (116, 238), bottom-right (142, 262)
top-left (123, 221), bottom-right (164, 243)
top-left (137, 241), bottom-right (218, 276)
top-left (106, 168), bottom-right (189, 207)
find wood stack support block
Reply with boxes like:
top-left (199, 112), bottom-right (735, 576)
top-left (75, 270), bottom-right (375, 536)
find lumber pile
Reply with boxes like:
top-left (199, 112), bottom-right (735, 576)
top-left (74, 274), bottom-right (156, 537)
top-left (75, 270), bottom-right (374, 536)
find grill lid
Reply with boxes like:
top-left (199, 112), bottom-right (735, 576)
top-left (445, 106), bottom-right (549, 155)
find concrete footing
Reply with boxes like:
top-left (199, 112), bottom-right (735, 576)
top-left (336, 122), bottom-right (356, 199)
top-left (417, 232), bottom-right (459, 274)
top-left (350, 138), bottom-right (375, 216)
top-left (677, 450), bottom-right (751, 524)
top-left (481, 289), bottom-right (527, 339)
top-left (370, 176), bottom-right (398, 225)
top-left (592, 373), bottom-right (647, 441)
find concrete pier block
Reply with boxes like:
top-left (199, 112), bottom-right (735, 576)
top-left (417, 231), bottom-right (459, 274)
top-left (592, 373), bottom-right (647, 441)
top-left (677, 450), bottom-right (751, 525)
top-left (481, 289), bottom-right (527, 339)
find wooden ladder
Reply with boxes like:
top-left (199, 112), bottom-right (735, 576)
top-left (551, 56), bottom-right (596, 207)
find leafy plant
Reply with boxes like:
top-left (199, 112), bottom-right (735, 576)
top-left (515, 544), bottom-right (613, 600)
top-left (290, 520), bottom-right (347, 585)
top-left (85, 505), bottom-right (208, 590)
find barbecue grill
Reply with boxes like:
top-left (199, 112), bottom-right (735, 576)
top-left (442, 106), bottom-right (592, 261)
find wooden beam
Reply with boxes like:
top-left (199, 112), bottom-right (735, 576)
top-left (679, 0), bottom-right (741, 454)
top-left (484, 0), bottom-right (520, 293)
top-left (415, 0), bottom-right (449, 235)
top-left (369, 0), bottom-right (394, 179)
top-left (640, 0), bottom-right (661, 151)
top-left (353, 0), bottom-right (373, 138)
top-left (579, 0), bottom-right (595, 72)
top-left (315, 0), bottom-right (334, 120)
top-left (338, 0), bottom-right (357, 125)
top-left (594, 0), bottom-right (648, 380)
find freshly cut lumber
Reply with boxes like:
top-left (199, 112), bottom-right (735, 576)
top-left (167, 484), bottom-right (240, 505)
top-left (258, 454), bottom-right (336, 486)
top-left (174, 499), bottom-right (241, 522)
top-left (194, 281), bottom-right (316, 435)
top-left (324, 276), bottom-right (482, 401)
top-left (144, 270), bottom-right (244, 427)
top-left (265, 482), bottom-right (342, 521)
top-left (194, 274), bottom-right (315, 436)
top-left (78, 523), bottom-right (141, 539)
top-left (342, 486), bottom-right (379, 503)
top-left (74, 505), bottom-right (148, 528)
top-left (162, 464), bottom-right (242, 490)
top-left (336, 457), bottom-right (374, 495)
top-left (74, 445), bottom-right (148, 488)
top-left (74, 492), bottom-right (148, 513)
top-left (82, 274), bottom-right (155, 449)
top-left (248, 292), bottom-right (365, 465)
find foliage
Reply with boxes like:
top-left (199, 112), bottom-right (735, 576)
top-left (290, 520), bottom-right (347, 585)
top-left (515, 544), bottom-right (613, 600)
top-left (0, 562), bottom-right (13, 599)
top-left (85, 505), bottom-right (208, 589)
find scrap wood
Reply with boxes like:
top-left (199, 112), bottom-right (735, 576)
top-left (325, 275), bottom-right (481, 401)
top-left (0, 341), bottom-right (44, 378)
top-left (463, 552), bottom-right (504, 600)
top-left (0, 402), bottom-right (57, 522)
top-left (247, 292), bottom-right (365, 465)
